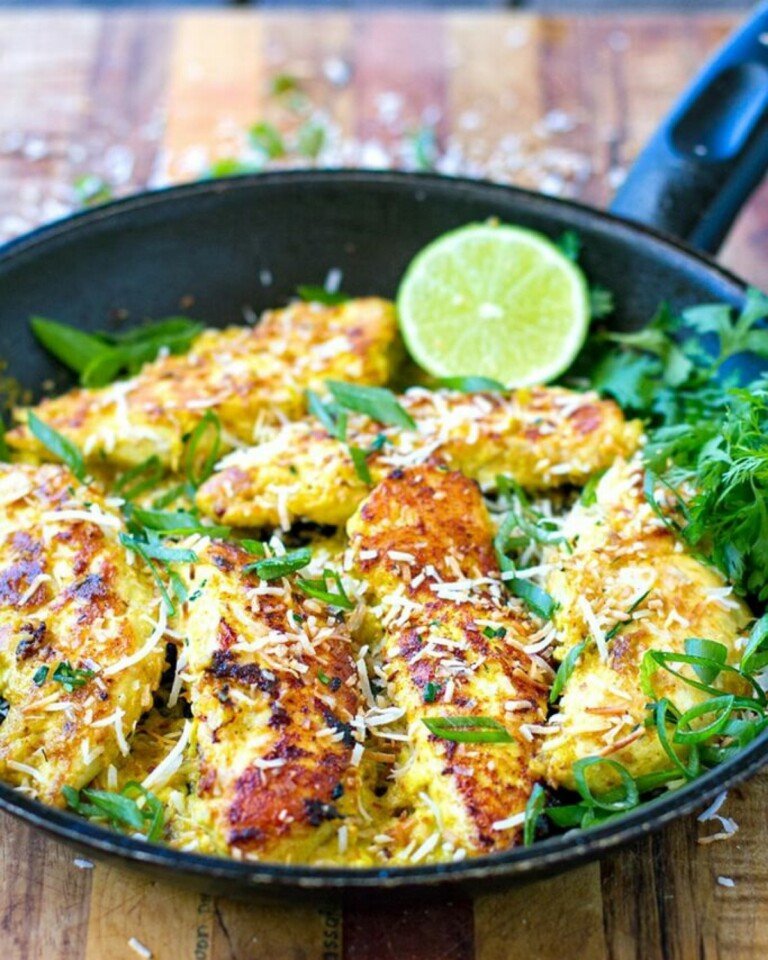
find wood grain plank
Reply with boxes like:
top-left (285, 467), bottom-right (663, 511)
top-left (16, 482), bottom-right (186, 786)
top-left (475, 863), bottom-right (607, 960)
top-left (84, 865), bottom-right (204, 960)
top-left (77, 11), bottom-right (172, 187)
top-left (0, 10), bottom-right (101, 238)
top-left (343, 898), bottom-right (473, 960)
top-left (211, 896), bottom-right (336, 959)
top-left (2, 12), bottom-right (768, 960)
top-left (444, 12), bottom-right (543, 186)
top-left (351, 10), bottom-right (448, 152)
top-left (161, 11), bottom-right (265, 181)
top-left (0, 819), bottom-right (93, 960)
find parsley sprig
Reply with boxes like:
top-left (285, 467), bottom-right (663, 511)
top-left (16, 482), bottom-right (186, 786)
top-left (583, 288), bottom-right (768, 601)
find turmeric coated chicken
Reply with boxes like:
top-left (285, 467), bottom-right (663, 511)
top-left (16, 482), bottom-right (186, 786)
top-left (346, 464), bottom-right (550, 861)
top-left (172, 538), bottom-right (369, 861)
top-left (536, 458), bottom-right (752, 793)
top-left (0, 463), bottom-right (165, 804)
top-left (0, 284), bottom-right (760, 871)
top-left (197, 386), bottom-right (641, 528)
top-left (7, 298), bottom-right (399, 471)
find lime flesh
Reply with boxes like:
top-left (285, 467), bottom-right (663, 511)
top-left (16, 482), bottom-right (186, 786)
top-left (396, 223), bottom-right (590, 387)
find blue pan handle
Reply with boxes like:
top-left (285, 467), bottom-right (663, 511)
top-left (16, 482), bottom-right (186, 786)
top-left (610, 2), bottom-right (768, 254)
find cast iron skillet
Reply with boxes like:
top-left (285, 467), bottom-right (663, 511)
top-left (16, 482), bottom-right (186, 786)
top-left (0, 8), bottom-right (767, 901)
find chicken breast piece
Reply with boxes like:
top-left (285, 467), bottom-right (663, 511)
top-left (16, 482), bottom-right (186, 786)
top-left (8, 298), bottom-right (399, 471)
top-left (175, 539), bottom-right (367, 860)
top-left (0, 464), bottom-right (165, 805)
top-left (197, 386), bottom-right (641, 528)
top-left (536, 458), bottom-right (752, 793)
top-left (346, 465), bottom-right (551, 861)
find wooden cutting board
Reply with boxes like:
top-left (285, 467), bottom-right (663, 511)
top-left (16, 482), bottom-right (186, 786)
top-left (1, 10), bottom-right (767, 959)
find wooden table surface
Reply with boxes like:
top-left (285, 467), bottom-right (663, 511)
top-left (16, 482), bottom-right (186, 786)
top-left (1, 9), bottom-right (767, 960)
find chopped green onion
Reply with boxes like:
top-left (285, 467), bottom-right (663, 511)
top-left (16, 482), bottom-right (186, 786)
top-left (683, 637), bottom-right (727, 685)
top-left (435, 376), bottom-right (506, 393)
top-left (30, 316), bottom-right (107, 377)
top-left (326, 381), bottom-right (415, 430)
top-left (549, 640), bottom-right (586, 703)
top-left (673, 694), bottom-right (736, 745)
top-left (296, 286), bottom-right (349, 306)
top-left (523, 783), bottom-right (546, 846)
top-left (151, 484), bottom-right (189, 510)
top-left (348, 445), bottom-right (372, 484)
top-left (306, 389), bottom-right (345, 439)
top-left (51, 660), bottom-right (94, 693)
top-left (604, 589), bottom-right (652, 642)
top-left (63, 781), bottom-right (164, 841)
top-left (31, 316), bottom-right (203, 387)
top-left (505, 577), bottom-right (557, 620)
top-left (640, 650), bottom-right (765, 704)
top-left (182, 411), bottom-right (221, 488)
top-left (27, 412), bottom-right (86, 482)
top-left (579, 470), bottom-right (605, 507)
top-left (422, 681), bottom-right (441, 703)
top-left (421, 716), bottom-right (513, 744)
top-left (572, 757), bottom-right (639, 812)
top-left (32, 665), bottom-right (49, 686)
top-left (651, 697), bottom-right (699, 779)
top-left (741, 614), bottom-right (768, 675)
top-left (114, 455), bottom-right (165, 502)
top-left (296, 569), bottom-right (354, 610)
top-left (482, 626), bottom-right (507, 639)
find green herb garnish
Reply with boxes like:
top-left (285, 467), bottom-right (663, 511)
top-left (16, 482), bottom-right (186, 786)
top-left (326, 381), bottom-right (415, 430)
top-left (63, 781), bottom-right (164, 841)
top-left (421, 716), bottom-right (513, 744)
top-left (435, 376), bottom-right (506, 393)
top-left (51, 661), bottom-right (94, 693)
top-left (523, 783), bottom-right (546, 846)
top-left (549, 640), bottom-right (586, 704)
top-left (31, 316), bottom-right (203, 387)
top-left (296, 569), bottom-right (354, 610)
top-left (244, 547), bottom-right (312, 581)
top-left (32, 666), bottom-right (49, 686)
top-left (114, 455), bottom-right (165, 502)
top-left (297, 286), bottom-right (350, 306)
top-left (27, 412), bottom-right (87, 482)
top-left (249, 122), bottom-right (285, 159)
top-left (182, 411), bottom-right (221, 489)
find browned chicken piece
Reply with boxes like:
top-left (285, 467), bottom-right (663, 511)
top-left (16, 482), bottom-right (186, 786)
top-left (7, 298), bottom-right (399, 471)
top-left (536, 458), bottom-right (752, 793)
top-left (346, 464), bottom-right (551, 862)
top-left (197, 386), bottom-right (641, 529)
top-left (175, 539), bottom-right (367, 860)
top-left (0, 463), bottom-right (164, 805)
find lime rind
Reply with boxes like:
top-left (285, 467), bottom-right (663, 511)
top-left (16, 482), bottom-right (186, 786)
top-left (396, 223), bottom-right (590, 388)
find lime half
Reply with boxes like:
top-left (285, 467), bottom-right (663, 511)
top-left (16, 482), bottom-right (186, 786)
top-left (396, 223), bottom-right (590, 387)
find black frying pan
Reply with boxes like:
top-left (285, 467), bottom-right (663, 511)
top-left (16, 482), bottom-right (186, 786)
top-left (1, 8), bottom-right (768, 901)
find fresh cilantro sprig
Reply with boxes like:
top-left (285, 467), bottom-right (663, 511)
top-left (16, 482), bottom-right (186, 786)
top-left (582, 288), bottom-right (768, 600)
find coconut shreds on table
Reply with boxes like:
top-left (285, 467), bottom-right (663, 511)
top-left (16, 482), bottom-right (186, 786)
top-left (127, 937), bottom-right (153, 959)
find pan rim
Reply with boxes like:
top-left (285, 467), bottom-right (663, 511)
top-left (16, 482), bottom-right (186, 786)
top-left (0, 167), bottom-right (761, 891)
